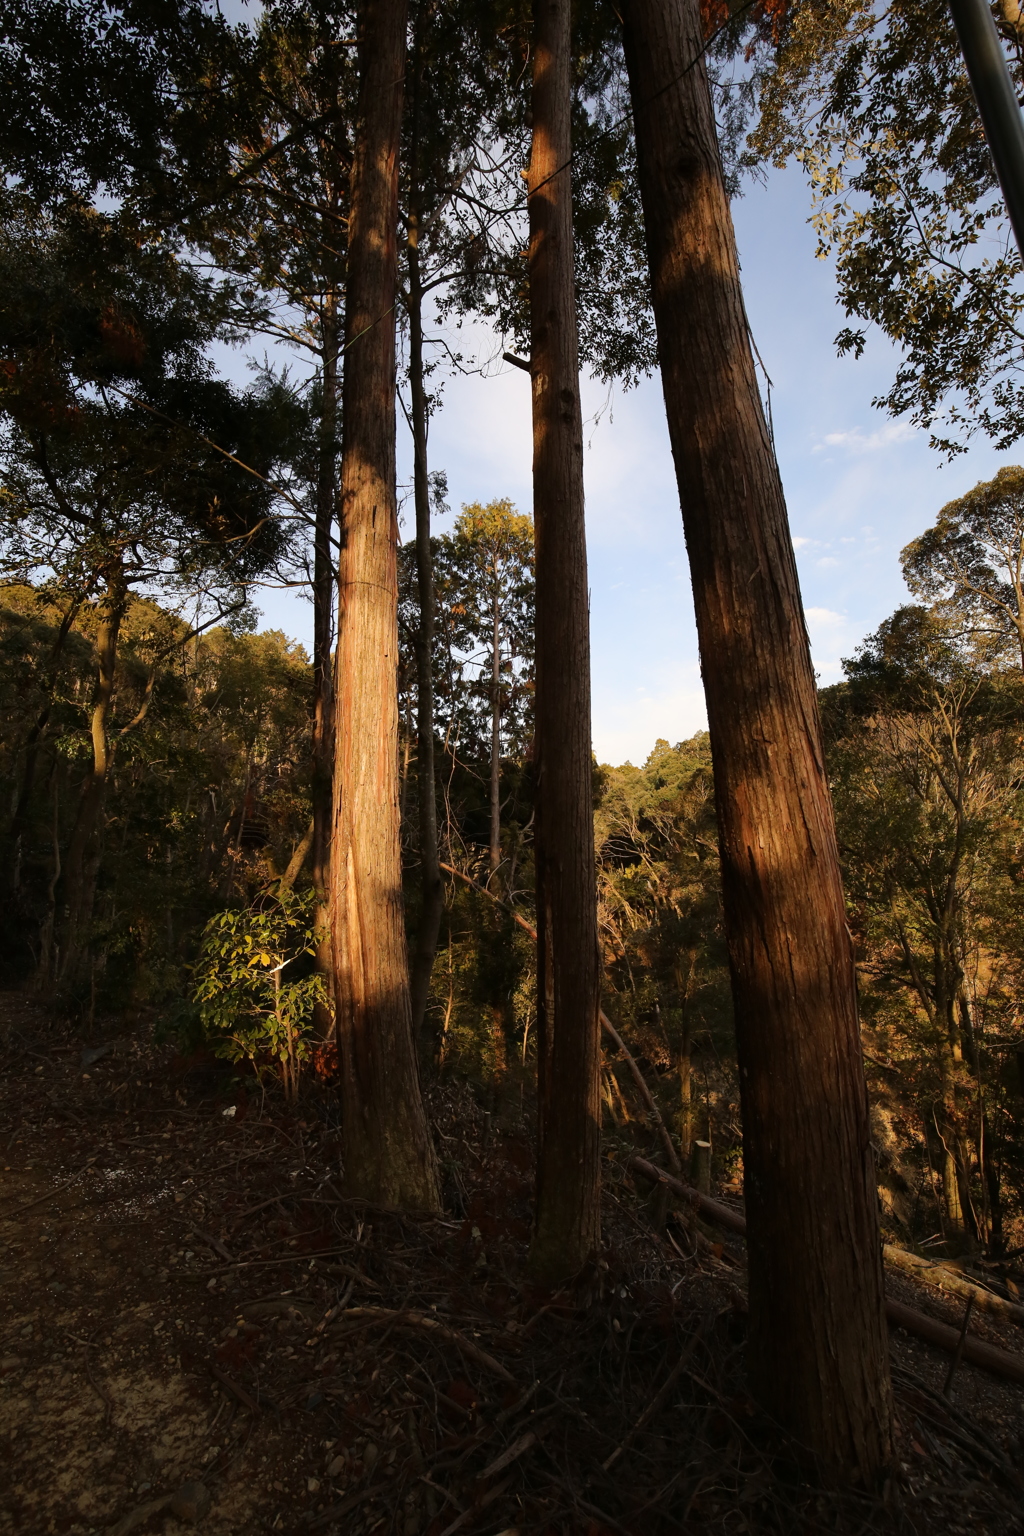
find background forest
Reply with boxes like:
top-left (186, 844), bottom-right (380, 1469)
top-left (7, 465), bottom-right (1024, 1261)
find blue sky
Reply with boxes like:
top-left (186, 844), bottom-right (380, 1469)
top-left (254, 160), bottom-right (1021, 766)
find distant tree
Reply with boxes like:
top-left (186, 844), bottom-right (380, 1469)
top-left (829, 606), bottom-right (1023, 1246)
top-left (596, 735), bottom-right (730, 1160)
top-left (399, 0), bottom-right (511, 1035)
top-left (902, 466), bottom-right (1024, 668)
top-left (160, 0), bottom-right (359, 991)
top-left (0, 583), bottom-right (316, 1007)
top-left (446, 501), bottom-right (535, 882)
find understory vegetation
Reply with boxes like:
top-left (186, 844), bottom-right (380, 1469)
top-left (6, 470), bottom-right (1024, 1262)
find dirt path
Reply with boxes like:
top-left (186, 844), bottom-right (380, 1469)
top-left (4, 987), bottom-right (1024, 1536)
top-left (0, 994), bottom-right (351, 1535)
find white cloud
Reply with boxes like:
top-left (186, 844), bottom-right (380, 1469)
top-left (816, 556), bottom-right (840, 568)
top-left (805, 606), bottom-right (847, 629)
top-left (819, 422), bottom-right (917, 453)
top-left (591, 680), bottom-right (708, 766)
top-left (792, 535), bottom-right (813, 549)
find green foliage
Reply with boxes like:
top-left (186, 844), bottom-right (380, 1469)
top-left (824, 602), bottom-right (1024, 1246)
top-left (746, 0), bottom-right (1024, 452)
top-left (193, 884), bottom-right (328, 1102)
top-left (0, 585), bottom-right (314, 999)
top-left (442, 499), bottom-right (535, 758)
top-left (595, 735), bottom-right (735, 1155)
top-left (399, 498), bottom-right (536, 873)
top-left (902, 465), bottom-right (1024, 667)
top-left (0, 0), bottom-right (219, 202)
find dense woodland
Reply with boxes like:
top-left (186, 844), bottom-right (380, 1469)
top-left (6, 0), bottom-right (1024, 1505)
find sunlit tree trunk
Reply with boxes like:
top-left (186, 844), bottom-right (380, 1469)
top-left (526, 0), bottom-right (602, 1284)
top-left (621, 0), bottom-right (893, 1481)
top-left (330, 0), bottom-right (439, 1211)
top-left (488, 570), bottom-right (501, 880)
top-left (311, 291), bottom-right (339, 1044)
top-left (407, 208), bottom-right (444, 1038)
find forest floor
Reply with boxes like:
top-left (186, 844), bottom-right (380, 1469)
top-left (2, 990), bottom-right (1024, 1536)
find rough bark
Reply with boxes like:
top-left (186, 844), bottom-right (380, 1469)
top-left (488, 574), bottom-right (502, 881)
top-left (312, 293), bottom-right (339, 1044)
top-left (330, 0), bottom-right (439, 1211)
top-left (526, 0), bottom-right (602, 1284)
top-left (621, 0), bottom-right (894, 1481)
top-left (636, 1155), bottom-right (1024, 1389)
top-left (407, 217), bottom-right (444, 1037)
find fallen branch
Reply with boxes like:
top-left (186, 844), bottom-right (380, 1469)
top-left (239, 1298), bottom-right (316, 1321)
top-left (312, 1258), bottom-right (380, 1290)
top-left (308, 1278), bottom-right (355, 1342)
top-left (209, 1361), bottom-right (262, 1414)
top-left (883, 1244), bottom-right (1024, 1329)
top-left (306, 1481), bottom-right (386, 1530)
top-left (630, 1154), bottom-right (1024, 1389)
top-left (0, 1165), bottom-right (89, 1222)
top-left (187, 1227), bottom-right (234, 1263)
top-left (82, 1347), bottom-right (115, 1426)
top-left (603, 1314), bottom-right (711, 1469)
top-left (885, 1299), bottom-right (1024, 1387)
top-left (441, 862), bottom-right (681, 1173)
top-left (479, 1428), bottom-right (539, 1479)
top-left (179, 1243), bottom-right (360, 1279)
top-left (627, 1156), bottom-right (747, 1236)
top-left (437, 1474), bottom-right (513, 1536)
top-left (328, 1306), bottom-right (516, 1383)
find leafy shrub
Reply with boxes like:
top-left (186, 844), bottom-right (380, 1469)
top-left (193, 885), bottom-right (328, 1103)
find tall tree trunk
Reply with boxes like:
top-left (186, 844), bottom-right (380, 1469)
top-left (57, 563), bottom-right (129, 987)
top-left (407, 211), bottom-right (444, 1037)
top-left (311, 291), bottom-right (339, 1043)
top-left (330, 0), bottom-right (439, 1212)
top-left (526, 0), bottom-right (602, 1285)
top-left (621, 0), bottom-right (893, 1482)
top-left (488, 572), bottom-right (501, 880)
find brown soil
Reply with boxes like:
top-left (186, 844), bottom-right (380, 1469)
top-left (2, 989), bottom-right (1024, 1536)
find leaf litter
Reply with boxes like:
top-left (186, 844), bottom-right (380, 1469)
top-left (2, 989), bottom-right (1023, 1535)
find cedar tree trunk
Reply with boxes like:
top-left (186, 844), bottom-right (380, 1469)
top-left (488, 571), bottom-right (501, 880)
top-left (621, 0), bottom-right (894, 1482)
top-left (526, 0), bottom-right (602, 1284)
top-left (311, 291), bottom-right (339, 1041)
top-left (407, 218), bottom-right (444, 1037)
top-left (330, 0), bottom-right (439, 1211)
